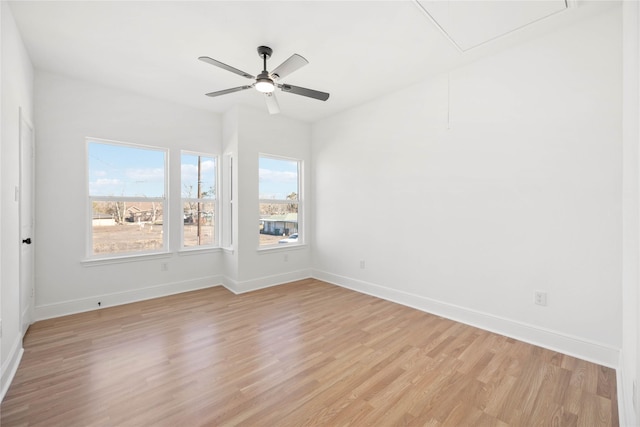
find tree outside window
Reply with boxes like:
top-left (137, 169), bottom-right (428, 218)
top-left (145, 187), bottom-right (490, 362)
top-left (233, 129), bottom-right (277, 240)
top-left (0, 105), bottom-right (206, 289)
top-left (181, 152), bottom-right (217, 248)
top-left (87, 139), bottom-right (167, 257)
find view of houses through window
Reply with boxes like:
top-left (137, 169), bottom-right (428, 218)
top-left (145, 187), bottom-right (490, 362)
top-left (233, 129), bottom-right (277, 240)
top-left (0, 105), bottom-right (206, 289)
top-left (88, 139), bottom-right (167, 256)
top-left (88, 142), bottom-right (296, 256)
top-left (259, 155), bottom-right (301, 246)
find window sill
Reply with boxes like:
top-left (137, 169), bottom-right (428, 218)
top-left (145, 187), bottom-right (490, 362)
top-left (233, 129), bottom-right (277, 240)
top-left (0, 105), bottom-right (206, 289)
top-left (177, 247), bottom-right (222, 256)
top-left (257, 243), bottom-right (308, 254)
top-left (82, 251), bottom-right (172, 267)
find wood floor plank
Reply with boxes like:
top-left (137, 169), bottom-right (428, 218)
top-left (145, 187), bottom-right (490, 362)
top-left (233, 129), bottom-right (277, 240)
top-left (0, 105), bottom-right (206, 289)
top-left (1, 279), bottom-right (618, 426)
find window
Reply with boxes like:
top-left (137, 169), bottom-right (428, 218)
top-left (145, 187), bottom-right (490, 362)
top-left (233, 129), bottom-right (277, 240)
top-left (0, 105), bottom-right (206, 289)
top-left (87, 139), bottom-right (167, 257)
top-left (181, 152), bottom-right (217, 248)
top-left (259, 155), bottom-right (301, 247)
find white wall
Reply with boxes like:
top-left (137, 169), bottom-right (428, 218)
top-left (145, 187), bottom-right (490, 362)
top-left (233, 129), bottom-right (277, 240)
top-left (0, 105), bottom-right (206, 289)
top-left (33, 73), bottom-right (312, 318)
top-left (223, 105), bottom-right (312, 293)
top-left (1, 1), bottom-right (34, 399)
top-left (312, 6), bottom-right (622, 367)
top-left (1, 0), bottom-right (3, 399)
top-left (33, 71), bottom-right (224, 319)
top-left (621, 1), bottom-right (640, 425)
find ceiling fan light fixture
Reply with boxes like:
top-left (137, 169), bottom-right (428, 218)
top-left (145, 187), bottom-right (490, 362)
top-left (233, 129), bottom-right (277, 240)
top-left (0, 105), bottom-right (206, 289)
top-left (200, 46), bottom-right (330, 110)
top-left (255, 73), bottom-right (275, 93)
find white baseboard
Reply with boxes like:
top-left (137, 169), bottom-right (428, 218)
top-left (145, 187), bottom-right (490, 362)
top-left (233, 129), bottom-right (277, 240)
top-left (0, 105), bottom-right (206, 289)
top-left (1, 335), bottom-right (24, 402)
top-left (617, 354), bottom-right (638, 427)
top-left (33, 269), bottom-right (313, 321)
top-left (222, 269), bottom-right (312, 294)
top-left (34, 275), bottom-right (224, 321)
top-left (312, 269), bottom-right (620, 369)
top-left (21, 304), bottom-right (32, 336)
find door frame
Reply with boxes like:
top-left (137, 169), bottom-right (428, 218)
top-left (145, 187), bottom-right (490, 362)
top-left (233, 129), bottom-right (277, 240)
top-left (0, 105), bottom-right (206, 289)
top-left (19, 107), bottom-right (35, 334)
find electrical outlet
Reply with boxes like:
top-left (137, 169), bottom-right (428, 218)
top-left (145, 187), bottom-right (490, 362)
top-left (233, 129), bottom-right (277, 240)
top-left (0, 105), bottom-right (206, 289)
top-left (534, 291), bottom-right (548, 306)
top-left (161, 262), bottom-right (168, 271)
top-left (360, 260), bottom-right (366, 269)
top-left (283, 253), bottom-right (288, 262)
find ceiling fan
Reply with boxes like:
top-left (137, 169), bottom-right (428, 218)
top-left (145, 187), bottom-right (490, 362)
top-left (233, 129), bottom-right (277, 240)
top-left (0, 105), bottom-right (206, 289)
top-left (199, 46), bottom-right (330, 115)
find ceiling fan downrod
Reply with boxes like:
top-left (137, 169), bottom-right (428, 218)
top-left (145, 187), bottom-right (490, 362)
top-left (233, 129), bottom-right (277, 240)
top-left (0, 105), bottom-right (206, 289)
top-left (255, 46), bottom-right (275, 93)
top-left (257, 46), bottom-right (272, 71)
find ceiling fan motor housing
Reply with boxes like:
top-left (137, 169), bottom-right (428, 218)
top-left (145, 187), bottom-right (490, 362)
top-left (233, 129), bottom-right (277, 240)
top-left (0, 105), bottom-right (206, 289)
top-left (257, 46), bottom-right (273, 59)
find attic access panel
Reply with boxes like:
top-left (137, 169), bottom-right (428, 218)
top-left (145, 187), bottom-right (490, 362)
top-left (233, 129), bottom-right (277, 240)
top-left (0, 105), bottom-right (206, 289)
top-left (415, 0), bottom-right (568, 51)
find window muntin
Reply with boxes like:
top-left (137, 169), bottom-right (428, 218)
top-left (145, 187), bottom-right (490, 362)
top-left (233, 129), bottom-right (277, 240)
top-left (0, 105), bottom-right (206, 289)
top-left (88, 140), bottom-right (167, 257)
top-left (181, 153), bottom-right (217, 248)
top-left (259, 155), bottom-right (301, 247)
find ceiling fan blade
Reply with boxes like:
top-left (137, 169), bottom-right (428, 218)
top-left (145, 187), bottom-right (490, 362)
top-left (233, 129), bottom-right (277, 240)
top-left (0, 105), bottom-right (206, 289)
top-left (199, 56), bottom-right (255, 79)
top-left (278, 84), bottom-right (330, 101)
top-left (205, 85), bottom-right (253, 97)
top-left (264, 92), bottom-right (280, 115)
top-left (270, 54), bottom-right (308, 80)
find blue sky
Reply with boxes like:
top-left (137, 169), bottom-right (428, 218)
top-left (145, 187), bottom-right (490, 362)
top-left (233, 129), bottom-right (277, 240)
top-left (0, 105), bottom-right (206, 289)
top-left (259, 157), bottom-right (298, 200)
top-left (181, 154), bottom-right (215, 198)
top-left (88, 141), bottom-right (166, 197)
top-left (89, 142), bottom-right (295, 200)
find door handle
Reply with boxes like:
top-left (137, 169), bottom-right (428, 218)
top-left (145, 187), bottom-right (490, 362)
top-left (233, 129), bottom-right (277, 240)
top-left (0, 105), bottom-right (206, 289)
top-left (22, 238), bottom-right (32, 244)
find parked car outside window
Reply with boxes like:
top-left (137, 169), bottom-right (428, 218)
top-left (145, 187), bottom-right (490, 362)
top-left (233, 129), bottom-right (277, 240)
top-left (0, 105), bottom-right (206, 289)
top-left (279, 233), bottom-right (298, 244)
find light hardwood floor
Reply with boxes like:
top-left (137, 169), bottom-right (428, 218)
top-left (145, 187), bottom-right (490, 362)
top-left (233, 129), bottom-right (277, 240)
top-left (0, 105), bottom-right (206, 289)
top-left (1, 279), bottom-right (618, 426)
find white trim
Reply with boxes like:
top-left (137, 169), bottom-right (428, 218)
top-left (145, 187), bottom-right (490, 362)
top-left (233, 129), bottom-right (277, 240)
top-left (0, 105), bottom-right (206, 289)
top-left (312, 269), bottom-right (619, 369)
top-left (618, 354), bottom-right (636, 427)
top-left (256, 243), bottom-right (307, 253)
top-left (258, 153), bottom-right (303, 248)
top-left (1, 336), bottom-right (24, 402)
top-left (81, 251), bottom-right (172, 266)
top-left (177, 247), bottom-right (222, 256)
top-left (221, 269), bottom-right (311, 295)
top-left (18, 107), bottom-right (35, 335)
top-left (221, 153), bottom-right (234, 248)
top-left (33, 276), bottom-right (223, 321)
top-left (620, 0), bottom-right (640, 424)
top-left (179, 151), bottom-right (219, 250)
top-left (85, 138), bottom-right (169, 260)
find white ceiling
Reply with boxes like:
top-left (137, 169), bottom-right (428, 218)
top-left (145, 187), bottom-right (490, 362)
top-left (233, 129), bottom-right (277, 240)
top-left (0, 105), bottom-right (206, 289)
top-left (8, 1), bottom-right (617, 123)
top-left (417, 0), bottom-right (568, 51)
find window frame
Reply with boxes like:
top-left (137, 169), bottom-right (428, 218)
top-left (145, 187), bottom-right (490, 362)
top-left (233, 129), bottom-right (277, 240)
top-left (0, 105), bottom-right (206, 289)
top-left (220, 153), bottom-right (234, 249)
top-left (85, 138), bottom-right (169, 260)
top-left (180, 150), bottom-right (219, 251)
top-left (258, 153), bottom-right (303, 249)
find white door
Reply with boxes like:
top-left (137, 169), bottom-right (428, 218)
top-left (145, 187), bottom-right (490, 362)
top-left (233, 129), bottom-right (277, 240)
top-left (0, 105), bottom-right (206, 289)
top-left (19, 109), bottom-right (35, 333)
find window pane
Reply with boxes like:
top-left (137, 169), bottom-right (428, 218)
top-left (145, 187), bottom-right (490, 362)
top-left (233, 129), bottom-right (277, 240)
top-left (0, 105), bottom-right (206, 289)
top-left (259, 156), bottom-right (301, 247)
top-left (259, 202), bottom-right (298, 246)
top-left (183, 201), bottom-right (215, 247)
top-left (92, 200), bottom-right (164, 255)
top-left (259, 157), bottom-right (298, 200)
top-left (181, 152), bottom-right (217, 248)
top-left (181, 154), bottom-right (216, 199)
top-left (89, 142), bottom-right (165, 197)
